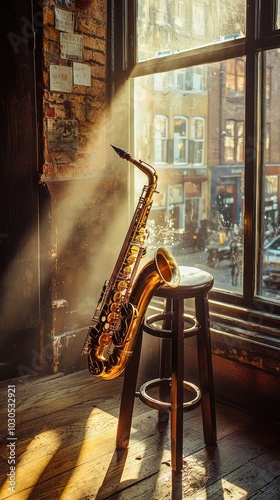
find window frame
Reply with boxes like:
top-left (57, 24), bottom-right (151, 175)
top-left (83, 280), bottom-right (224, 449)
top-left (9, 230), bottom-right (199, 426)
top-left (108, 0), bottom-right (280, 324)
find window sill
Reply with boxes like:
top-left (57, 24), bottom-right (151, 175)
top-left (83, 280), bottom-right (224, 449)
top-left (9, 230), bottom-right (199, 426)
top-left (208, 299), bottom-right (280, 376)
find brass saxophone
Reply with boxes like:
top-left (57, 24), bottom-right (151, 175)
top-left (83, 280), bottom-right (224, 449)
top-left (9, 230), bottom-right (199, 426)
top-left (81, 145), bottom-right (180, 379)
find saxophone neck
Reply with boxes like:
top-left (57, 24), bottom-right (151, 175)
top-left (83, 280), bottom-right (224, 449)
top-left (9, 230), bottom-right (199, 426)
top-left (111, 144), bottom-right (157, 188)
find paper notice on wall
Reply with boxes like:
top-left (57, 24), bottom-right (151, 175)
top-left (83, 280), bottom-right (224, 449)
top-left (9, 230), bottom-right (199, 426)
top-left (60, 32), bottom-right (83, 60)
top-left (55, 8), bottom-right (74, 33)
top-left (47, 119), bottom-right (78, 151)
top-left (73, 62), bottom-right (91, 87)
top-left (50, 65), bottom-right (73, 93)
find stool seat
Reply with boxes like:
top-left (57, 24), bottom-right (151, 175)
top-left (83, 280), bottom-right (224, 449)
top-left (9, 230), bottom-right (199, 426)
top-left (116, 265), bottom-right (217, 474)
top-left (158, 266), bottom-right (213, 298)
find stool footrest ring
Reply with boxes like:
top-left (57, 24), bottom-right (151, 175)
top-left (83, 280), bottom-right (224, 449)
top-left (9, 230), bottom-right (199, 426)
top-left (138, 378), bottom-right (202, 412)
top-left (144, 313), bottom-right (199, 339)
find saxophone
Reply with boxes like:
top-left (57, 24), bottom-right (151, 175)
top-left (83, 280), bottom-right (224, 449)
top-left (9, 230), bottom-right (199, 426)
top-left (81, 145), bottom-right (180, 379)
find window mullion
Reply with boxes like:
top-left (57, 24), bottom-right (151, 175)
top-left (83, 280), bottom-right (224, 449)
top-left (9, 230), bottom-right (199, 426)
top-left (243, 0), bottom-right (259, 303)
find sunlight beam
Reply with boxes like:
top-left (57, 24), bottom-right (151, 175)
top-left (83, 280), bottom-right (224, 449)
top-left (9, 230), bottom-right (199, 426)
top-left (0, 429), bottom-right (62, 499)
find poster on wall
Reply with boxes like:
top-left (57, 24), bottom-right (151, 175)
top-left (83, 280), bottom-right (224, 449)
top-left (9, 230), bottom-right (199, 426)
top-left (60, 32), bottom-right (83, 60)
top-left (55, 8), bottom-right (74, 32)
top-left (47, 119), bottom-right (79, 151)
top-left (73, 62), bottom-right (91, 86)
top-left (50, 65), bottom-right (73, 93)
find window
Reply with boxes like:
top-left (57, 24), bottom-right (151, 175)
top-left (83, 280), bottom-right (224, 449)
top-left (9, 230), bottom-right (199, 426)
top-left (154, 115), bottom-right (168, 163)
top-left (224, 120), bottom-right (235, 161)
top-left (224, 120), bottom-right (244, 163)
top-left (192, 117), bottom-right (205, 165)
top-left (174, 116), bottom-right (188, 164)
top-left (110, 0), bottom-right (280, 325)
top-left (185, 67), bottom-right (204, 91)
top-left (173, 67), bottom-right (205, 92)
top-left (174, 70), bottom-right (187, 91)
top-left (225, 59), bottom-right (245, 98)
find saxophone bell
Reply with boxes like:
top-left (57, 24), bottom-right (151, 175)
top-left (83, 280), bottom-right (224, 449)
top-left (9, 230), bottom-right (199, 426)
top-left (87, 246), bottom-right (180, 380)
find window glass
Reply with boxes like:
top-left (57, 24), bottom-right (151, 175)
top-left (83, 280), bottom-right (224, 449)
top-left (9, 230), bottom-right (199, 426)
top-left (258, 49), bottom-right (280, 300)
top-left (137, 0), bottom-right (246, 62)
top-left (134, 59), bottom-right (245, 292)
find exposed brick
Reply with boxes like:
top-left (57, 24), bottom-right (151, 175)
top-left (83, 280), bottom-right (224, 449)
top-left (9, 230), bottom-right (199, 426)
top-left (77, 17), bottom-right (106, 39)
top-left (42, 1), bottom-right (107, 178)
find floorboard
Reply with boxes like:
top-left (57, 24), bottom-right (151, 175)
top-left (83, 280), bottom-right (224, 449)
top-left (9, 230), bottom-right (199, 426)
top-left (0, 370), bottom-right (279, 499)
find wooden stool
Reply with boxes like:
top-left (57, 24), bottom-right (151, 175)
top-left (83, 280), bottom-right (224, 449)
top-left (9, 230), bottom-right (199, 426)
top-left (116, 265), bottom-right (217, 472)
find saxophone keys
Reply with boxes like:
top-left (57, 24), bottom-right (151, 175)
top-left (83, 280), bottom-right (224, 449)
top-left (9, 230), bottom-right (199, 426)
top-left (135, 236), bottom-right (145, 245)
top-left (127, 255), bottom-right (136, 265)
top-left (110, 302), bottom-right (120, 313)
top-left (107, 312), bottom-right (117, 324)
top-left (117, 280), bottom-right (127, 291)
top-left (113, 291), bottom-right (123, 303)
top-left (130, 245), bottom-right (139, 255)
top-left (123, 265), bottom-right (131, 276)
top-left (98, 333), bottom-right (111, 347)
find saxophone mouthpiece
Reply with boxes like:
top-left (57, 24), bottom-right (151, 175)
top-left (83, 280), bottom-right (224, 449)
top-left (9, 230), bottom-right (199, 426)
top-left (111, 144), bottom-right (156, 184)
top-left (111, 144), bottom-right (130, 161)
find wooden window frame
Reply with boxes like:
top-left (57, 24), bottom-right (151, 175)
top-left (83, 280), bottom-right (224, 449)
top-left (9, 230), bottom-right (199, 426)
top-left (107, 0), bottom-right (280, 380)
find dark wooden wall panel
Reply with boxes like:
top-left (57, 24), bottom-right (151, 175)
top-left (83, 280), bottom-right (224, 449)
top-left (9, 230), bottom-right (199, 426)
top-left (0, 0), bottom-right (40, 379)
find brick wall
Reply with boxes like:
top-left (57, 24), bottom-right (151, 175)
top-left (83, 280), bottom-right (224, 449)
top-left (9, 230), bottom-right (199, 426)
top-left (41, 0), bottom-right (107, 179)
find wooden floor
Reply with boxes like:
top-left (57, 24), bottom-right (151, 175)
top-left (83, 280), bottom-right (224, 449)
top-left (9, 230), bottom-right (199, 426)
top-left (0, 369), bottom-right (280, 500)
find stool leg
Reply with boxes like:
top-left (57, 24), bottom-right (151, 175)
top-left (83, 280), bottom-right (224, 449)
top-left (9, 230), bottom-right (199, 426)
top-left (159, 298), bottom-right (172, 424)
top-left (195, 293), bottom-right (217, 446)
top-left (171, 297), bottom-right (184, 472)
top-left (115, 327), bottom-right (143, 449)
